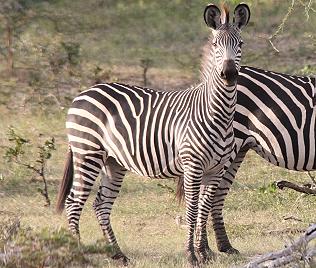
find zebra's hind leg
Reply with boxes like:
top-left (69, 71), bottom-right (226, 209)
top-left (93, 157), bottom-right (128, 266)
top-left (65, 152), bottom-right (104, 238)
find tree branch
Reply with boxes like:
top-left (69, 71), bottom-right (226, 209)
top-left (237, 224), bottom-right (316, 268)
top-left (308, 171), bottom-right (316, 185)
top-left (14, 159), bottom-right (40, 176)
top-left (299, 0), bottom-right (316, 20)
top-left (276, 180), bottom-right (316, 195)
top-left (267, 0), bottom-right (295, 53)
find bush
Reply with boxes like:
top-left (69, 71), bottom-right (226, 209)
top-left (0, 227), bottom-right (87, 268)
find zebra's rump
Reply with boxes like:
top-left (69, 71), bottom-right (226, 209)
top-left (235, 66), bottom-right (316, 170)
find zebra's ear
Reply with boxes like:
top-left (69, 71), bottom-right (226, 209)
top-left (233, 3), bottom-right (250, 30)
top-left (204, 4), bottom-right (221, 30)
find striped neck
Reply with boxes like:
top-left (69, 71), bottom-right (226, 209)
top-left (196, 68), bottom-right (237, 132)
top-left (199, 38), bottom-right (237, 124)
top-left (200, 38), bottom-right (215, 83)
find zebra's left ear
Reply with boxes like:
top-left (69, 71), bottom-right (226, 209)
top-left (233, 3), bottom-right (250, 30)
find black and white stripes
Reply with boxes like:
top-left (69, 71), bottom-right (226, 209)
top-left (195, 65), bottom-right (316, 256)
top-left (56, 3), bottom-right (251, 266)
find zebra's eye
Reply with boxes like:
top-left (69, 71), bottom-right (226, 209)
top-left (239, 40), bottom-right (244, 47)
top-left (212, 41), bottom-right (217, 47)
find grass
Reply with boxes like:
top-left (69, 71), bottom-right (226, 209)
top-left (0, 1), bottom-right (316, 267)
top-left (0, 112), bottom-right (315, 268)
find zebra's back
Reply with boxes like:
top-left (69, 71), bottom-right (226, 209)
top-left (66, 83), bottom-right (195, 178)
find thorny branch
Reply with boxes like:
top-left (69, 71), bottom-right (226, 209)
top-left (299, 0), bottom-right (316, 20)
top-left (268, 0), bottom-right (295, 53)
top-left (267, 0), bottom-right (315, 53)
top-left (3, 128), bottom-right (55, 206)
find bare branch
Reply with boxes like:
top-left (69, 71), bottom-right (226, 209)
top-left (308, 171), bottom-right (316, 185)
top-left (267, 0), bottom-right (295, 53)
top-left (299, 0), bottom-right (316, 20)
top-left (268, 39), bottom-right (280, 53)
top-left (237, 224), bottom-right (316, 268)
top-left (276, 180), bottom-right (316, 195)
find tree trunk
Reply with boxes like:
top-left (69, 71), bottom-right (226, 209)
top-left (6, 23), bottom-right (14, 75)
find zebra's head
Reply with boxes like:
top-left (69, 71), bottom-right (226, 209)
top-left (204, 3), bottom-right (250, 86)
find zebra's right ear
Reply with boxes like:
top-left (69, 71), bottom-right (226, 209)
top-left (204, 4), bottom-right (221, 30)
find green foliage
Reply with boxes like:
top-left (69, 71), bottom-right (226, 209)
top-left (61, 41), bottom-right (80, 66)
top-left (258, 182), bottom-right (278, 194)
top-left (38, 138), bottom-right (56, 162)
top-left (4, 127), bottom-right (55, 165)
top-left (3, 126), bottom-right (55, 206)
top-left (299, 64), bottom-right (316, 76)
top-left (0, 0), bottom-right (28, 23)
top-left (0, 0), bottom-right (315, 111)
top-left (4, 127), bottom-right (30, 163)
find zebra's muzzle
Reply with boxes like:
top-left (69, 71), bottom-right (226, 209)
top-left (220, 60), bottom-right (238, 86)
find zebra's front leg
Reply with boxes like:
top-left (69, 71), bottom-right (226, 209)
top-left (183, 172), bottom-right (203, 268)
top-left (195, 177), bottom-right (222, 264)
top-left (93, 158), bottom-right (129, 266)
top-left (212, 149), bottom-right (248, 254)
top-left (195, 183), bottom-right (239, 257)
top-left (196, 148), bottom-right (248, 256)
top-left (211, 186), bottom-right (239, 254)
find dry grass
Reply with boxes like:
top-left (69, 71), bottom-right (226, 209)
top-left (0, 111), bottom-right (315, 267)
top-left (0, 1), bottom-right (315, 266)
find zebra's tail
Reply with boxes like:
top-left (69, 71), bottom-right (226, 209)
top-left (56, 147), bottom-right (74, 214)
top-left (175, 176), bottom-right (185, 204)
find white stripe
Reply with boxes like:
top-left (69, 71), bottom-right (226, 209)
top-left (68, 108), bottom-right (141, 173)
top-left (236, 105), bottom-right (285, 167)
top-left (306, 109), bottom-right (316, 170)
top-left (68, 135), bottom-right (100, 149)
top-left (75, 90), bottom-right (136, 155)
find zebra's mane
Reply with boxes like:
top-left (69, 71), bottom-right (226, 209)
top-left (200, 38), bottom-right (215, 83)
top-left (221, 3), bottom-right (229, 25)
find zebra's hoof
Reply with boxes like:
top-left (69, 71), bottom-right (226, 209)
top-left (70, 230), bottom-right (81, 243)
top-left (196, 248), bottom-right (215, 264)
top-left (186, 253), bottom-right (200, 268)
top-left (219, 246), bottom-right (240, 255)
top-left (112, 252), bottom-right (129, 266)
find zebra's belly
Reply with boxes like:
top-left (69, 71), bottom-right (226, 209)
top-left (127, 154), bottom-right (184, 179)
top-left (235, 99), bottom-right (316, 171)
top-left (241, 130), bottom-right (316, 171)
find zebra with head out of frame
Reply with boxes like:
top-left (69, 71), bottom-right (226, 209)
top-left (177, 58), bottom-right (316, 260)
top-left (56, 3), bottom-right (250, 267)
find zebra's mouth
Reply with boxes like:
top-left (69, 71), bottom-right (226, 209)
top-left (220, 60), bottom-right (238, 87)
top-left (223, 79), bottom-right (237, 87)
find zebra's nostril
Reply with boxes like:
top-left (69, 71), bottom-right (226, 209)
top-left (220, 71), bottom-right (226, 78)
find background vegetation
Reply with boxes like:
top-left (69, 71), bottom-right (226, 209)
top-left (0, 0), bottom-right (315, 267)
